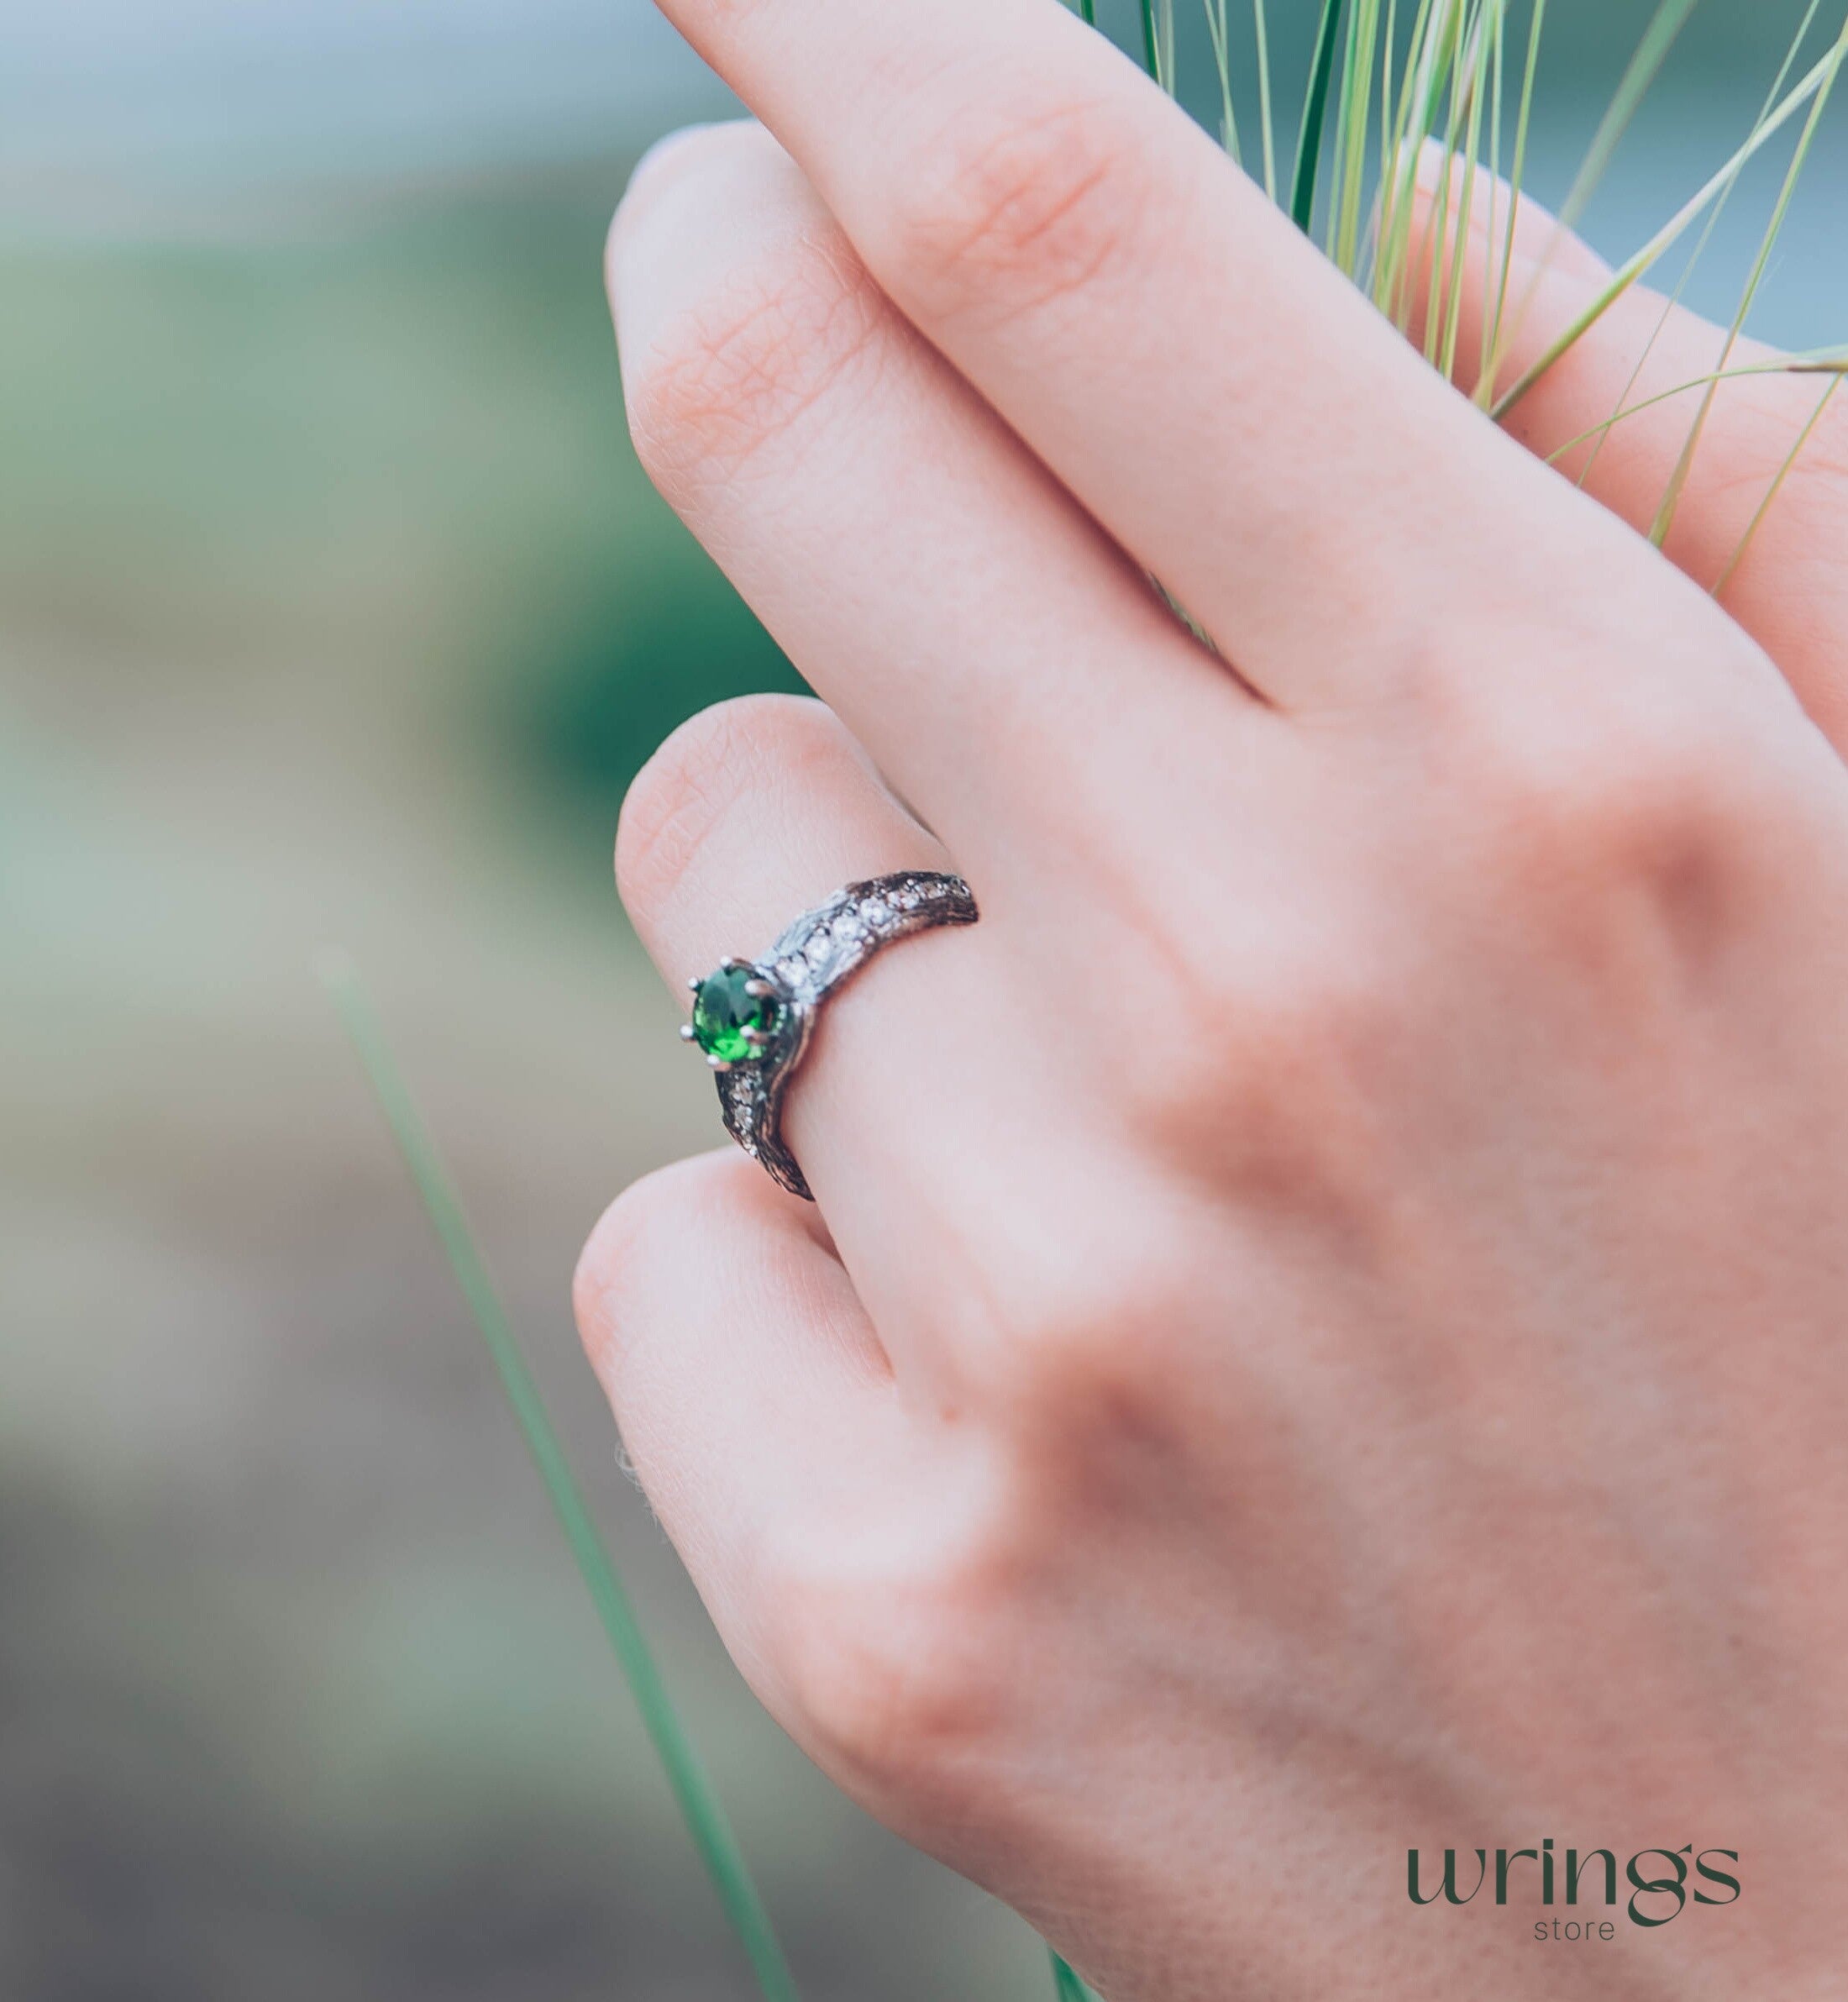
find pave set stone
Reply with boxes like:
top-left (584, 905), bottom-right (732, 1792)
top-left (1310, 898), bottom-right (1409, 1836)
top-left (770, 876), bottom-right (958, 1002)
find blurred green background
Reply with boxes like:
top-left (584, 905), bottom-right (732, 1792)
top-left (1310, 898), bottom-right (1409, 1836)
top-left (3, 4), bottom-right (1842, 1998)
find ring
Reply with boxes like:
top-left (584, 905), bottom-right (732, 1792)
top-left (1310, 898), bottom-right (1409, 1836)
top-left (680, 870), bottom-right (979, 1200)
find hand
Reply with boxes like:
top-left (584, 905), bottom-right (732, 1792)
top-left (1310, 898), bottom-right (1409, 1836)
top-left (573, 4), bottom-right (1848, 1995)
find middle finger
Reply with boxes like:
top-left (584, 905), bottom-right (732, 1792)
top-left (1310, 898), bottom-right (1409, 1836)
top-left (611, 119), bottom-right (1241, 874)
top-left (650, 0), bottom-right (1721, 711)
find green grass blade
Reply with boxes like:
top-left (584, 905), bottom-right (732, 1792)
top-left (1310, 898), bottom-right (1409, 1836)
top-left (321, 956), bottom-right (802, 2002)
top-left (1473, 0), bottom-right (1507, 386)
top-left (1141, 0), bottom-right (1162, 81)
top-left (1483, 0), bottom-right (1694, 387)
top-left (1292, 0), bottom-right (1350, 230)
top-left (1539, 349), bottom-right (1848, 465)
top-left (1418, 0), bottom-right (1473, 366)
top-left (1374, 0), bottom-right (1455, 326)
top-left (1373, 0), bottom-right (1400, 268)
top-left (1050, 1949), bottom-right (1101, 2001)
top-left (1715, 368), bottom-right (1845, 596)
top-left (1078, 0), bottom-right (1096, 22)
top-left (1489, 34), bottom-right (1845, 418)
top-left (1329, 0), bottom-right (1383, 271)
top-left (1555, 0), bottom-right (1698, 237)
top-left (1650, 10), bottom-right (1848, 545)
top-left (1203, 0), bottom-right (1242, 161)
top-left (1575, 0), bottom-right (1825, 473)
top-left (1483, 0), bottom-right (1549, 390)
top-left (1254, 0), bottom-right (1279, 199)
top-left (1475, 0), bottom-right (1540, 397)
top-left (1436, 3), bottom-right (1494, 379)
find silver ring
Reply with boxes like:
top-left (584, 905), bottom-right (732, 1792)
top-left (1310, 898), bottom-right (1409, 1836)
top-left (680, 870), bottom-right (979, 1199)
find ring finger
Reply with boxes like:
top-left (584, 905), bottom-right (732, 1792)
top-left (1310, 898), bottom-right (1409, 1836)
top-left (619, 691), bottom-right (1032, 1381)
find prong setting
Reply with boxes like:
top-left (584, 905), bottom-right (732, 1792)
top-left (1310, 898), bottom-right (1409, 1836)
top-left (687, 962), bottom-right (780, 1068)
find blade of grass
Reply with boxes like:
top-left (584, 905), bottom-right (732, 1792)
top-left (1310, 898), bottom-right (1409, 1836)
top-left (1376, 0), bottom-right (1458, 327)
top-left (1539, 349), bottom-right (1848, 465)
top-left (1482, 0), bottom-right (1696, 389)
top-left (1329, 0), bottom-right (1384, 271)
top-left (1373, 0), bottom-right (1401, 268)
top-left (1473, 0), bottom-right (1507, 385)
top-left (1650, 10), bottom-right (1848, 544)
top-left (1254, 0), bottom-right (1279, 199)
top-left (1574, 0), bottom-right (1824, 477)
top-left (1324, 0), bottom-right (1361, 255)
top-left (1293, 0), bottom-right (1350, 230)
top-left (1478, 0), bottom-right (1547, 402)
top-left (1715, 368), bottom-right (1845, 596)
top-left (321, 956), bottom-right (802, 2002)
top-left (1050, 1949), bottom-right (1100, 2000)
top-left (1490, 36), bottom-right (1846, 418)
top-left (1437, 3), bottom-right (1494, 380)
top-left (1419, 0), bottom-right (1473, 366)
top-left (1204, 0), bottom-right (1242, 161)
top-left (1141, 0), bottom-right (1163, 82)
top-left (1555, 0), bottom-right (1698, 237)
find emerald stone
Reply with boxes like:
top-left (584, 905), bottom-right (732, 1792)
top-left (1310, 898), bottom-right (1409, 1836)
top-left (690, 964), bottom-right (780, 1064)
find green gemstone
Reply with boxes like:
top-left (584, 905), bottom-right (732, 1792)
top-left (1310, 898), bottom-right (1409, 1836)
top-left (690, 964), bottom-right (780, 1064)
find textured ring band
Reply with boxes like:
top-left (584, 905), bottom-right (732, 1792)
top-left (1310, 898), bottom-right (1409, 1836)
top-left (680, 870), bottom-right (979, 1200)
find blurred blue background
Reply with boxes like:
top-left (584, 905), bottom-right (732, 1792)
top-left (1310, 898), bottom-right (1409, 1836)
top-left (3, 4), bottom-right (1842, 1998)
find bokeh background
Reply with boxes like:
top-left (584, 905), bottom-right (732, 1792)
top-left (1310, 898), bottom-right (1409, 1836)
top-left (3, 4), bottom-right (1843, 1998)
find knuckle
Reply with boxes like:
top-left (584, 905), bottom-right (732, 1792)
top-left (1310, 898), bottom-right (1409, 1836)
top-left (1110, 917), bottom-right (1399, 1198)
top-left (888, 89), bottom-right (1153, 322)
top-left (615, 693), bottom-right (832, 919)
top-left (1462, 694), bottom-right (1803, 988)
top-left (623, 225), bottom-right (889, 492)
top-left (1480, 703), bottom-right (1747, 898)
top-left (769, 1547), bottom-right (1018, 1815)
top-left (953, 1186), bottom-right (1210, 1472)
top-left (990, 1269), bottom-right (1192, 1469)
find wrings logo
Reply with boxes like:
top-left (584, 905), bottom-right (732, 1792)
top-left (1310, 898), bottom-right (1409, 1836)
top-left (1407, 1842), bottom-right (1740, 1942)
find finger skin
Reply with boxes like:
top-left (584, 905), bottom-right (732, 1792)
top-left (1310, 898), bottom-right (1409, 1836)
top-left (583, 29), bottom-right (1848, 2002)
top-left (574, 1148), bottom-right (915, 1691)
top-left (617, 691), bottom-right (942, 990)
top-left (616, 690), bottom-right (1039, 1379)
top-left (1415, 160), bottom-right (1848, 741)
top-left (610, 120), bottom-right (1234, 857)
top-left (617, 688), bottom-right (956, 1244)
top-left (638, 0), bottom-right (1724, 710)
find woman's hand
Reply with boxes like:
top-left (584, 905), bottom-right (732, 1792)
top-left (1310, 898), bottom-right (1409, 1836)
top-left (573, 5), bottom-right (1848, 1994)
